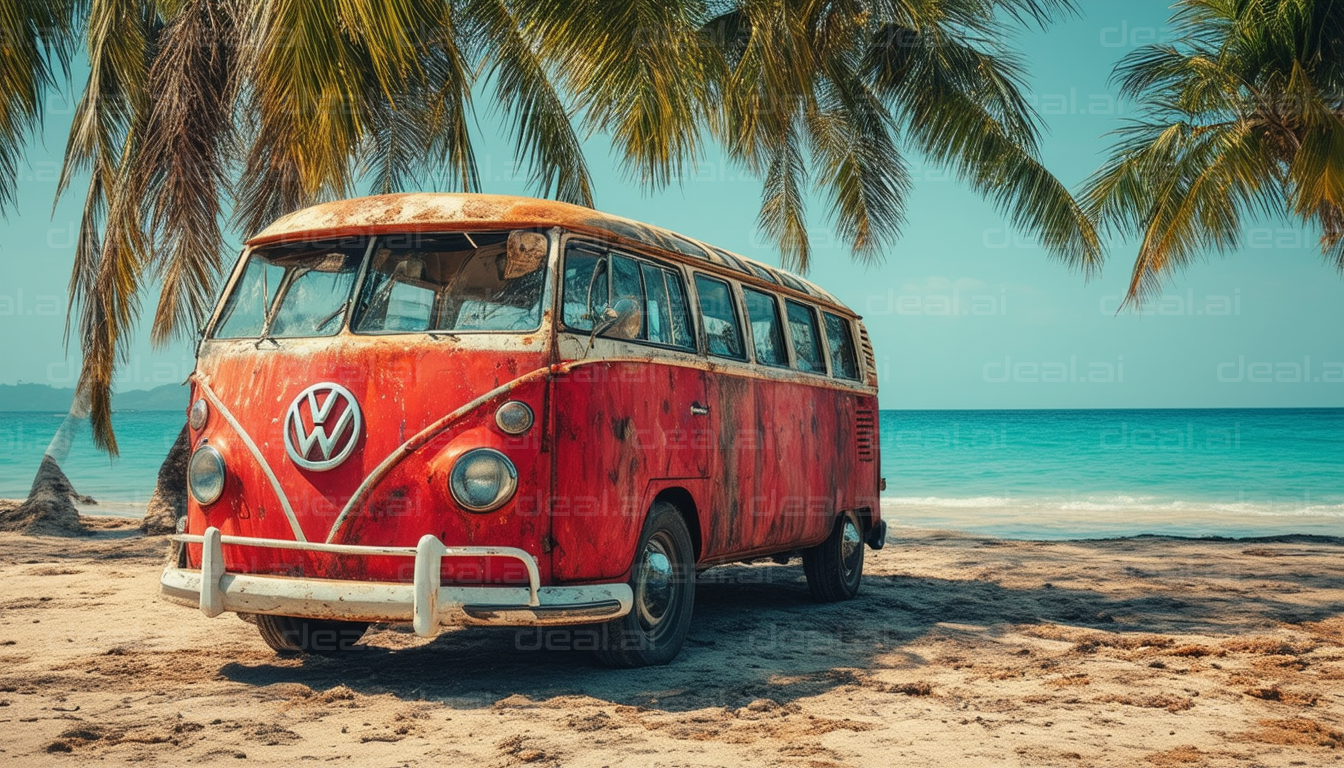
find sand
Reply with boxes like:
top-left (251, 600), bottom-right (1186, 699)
top-left (1, 519), bottom-right (1341, 767)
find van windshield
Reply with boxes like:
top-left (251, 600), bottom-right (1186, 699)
top-left (212, 239), bottom-right (368, 340)
top-left (352, 231), bottom-right (548, 334)
top-left (210, 231), bottom-right (550, 340)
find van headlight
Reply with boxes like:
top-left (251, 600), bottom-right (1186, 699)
top-left (449, 449), bottom-right (518, 512)
top-left (188, 444), bottom-right (226, 506)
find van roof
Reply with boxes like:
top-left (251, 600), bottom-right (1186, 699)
top-left (247, 193), bottom-right (850, 313)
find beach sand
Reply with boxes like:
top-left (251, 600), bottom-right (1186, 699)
top-left (1, 518), bottom-right (1341, 767)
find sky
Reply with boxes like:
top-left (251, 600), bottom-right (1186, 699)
top-left (1, 0), bottom-right (1341, 410)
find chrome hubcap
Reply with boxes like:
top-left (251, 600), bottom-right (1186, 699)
top-left (636, 535), bottom-right (675, 629)
top-left (840, 518), bottom-right (862, 580)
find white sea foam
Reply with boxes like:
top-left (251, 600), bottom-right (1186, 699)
top-left (75, 500), bottom-right (147, 519)
top-left (883, 495), bottom-right (1344, 517)
top-left (880, 495), bottom-right (1344, 539)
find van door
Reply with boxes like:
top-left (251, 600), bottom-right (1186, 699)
top-left (549, 242), bottom-right (710, 581)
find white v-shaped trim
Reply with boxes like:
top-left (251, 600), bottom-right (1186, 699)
top-left (323, 366), bottom-right (558, 543)
top-left (196, 380), bottom-right (308, 542)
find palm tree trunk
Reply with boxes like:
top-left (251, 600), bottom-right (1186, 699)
top-left (142, 423), bottom-right (189, 535)
top-left (0, 391), bottom-right (94, 535)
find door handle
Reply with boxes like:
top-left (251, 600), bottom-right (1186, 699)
top-left (690, 402), bottom-right (710, 416)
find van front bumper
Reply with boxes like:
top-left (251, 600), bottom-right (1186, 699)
top-left (160, 527), bottom-right (633, 635)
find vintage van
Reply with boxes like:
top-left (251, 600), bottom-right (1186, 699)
top-left (161, 194), bottom-right (885, 667)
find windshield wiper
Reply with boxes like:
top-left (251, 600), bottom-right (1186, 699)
top-left (315, 301), bottom-right (349, 333)
top-left (256, 266), bottom-right (308, 346)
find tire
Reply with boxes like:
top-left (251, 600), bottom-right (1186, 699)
top-left (255, 615), bottom-right (368, 655)
top-left (802, 510), bottom-right (864, 602)
top-left (593, 501), bottom-right (696, 668)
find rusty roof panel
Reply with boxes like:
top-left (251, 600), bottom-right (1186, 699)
top-left (247, 193), bottom-right (854, 314)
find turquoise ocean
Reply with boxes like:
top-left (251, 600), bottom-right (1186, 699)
top-left (1, 408), bottom-right (1340, 539)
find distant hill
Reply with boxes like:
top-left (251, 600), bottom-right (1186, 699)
top-left (0, 383), bottom-right (188, 412)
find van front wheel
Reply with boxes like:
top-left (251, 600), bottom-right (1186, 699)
top-left (255, 615), bottom-right (368, 654)
top-left (802, 510), bottom-right (864, 602)
top-left (594, 502), bottom-right (696, 668)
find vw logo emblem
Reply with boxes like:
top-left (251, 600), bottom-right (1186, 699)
top-left (283, 383), bottom-right (362, 471)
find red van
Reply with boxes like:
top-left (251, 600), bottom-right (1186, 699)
top-left (161, 194), bottom-right (885, 666)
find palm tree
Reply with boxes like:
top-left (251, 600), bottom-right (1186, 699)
top-left (8, 0), bottom-right (1095, 462)
top-left (58, 0), bottom-right (626, 453)
top-left (1084, 0), bottom-right (1344, 306)
top-left (0, 1), bottom-right (94, 529)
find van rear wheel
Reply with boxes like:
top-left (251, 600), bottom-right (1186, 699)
top-left (255, 615), bottom-right (368, 654)
top-left (593, 502), bottom-right (695, 668)
top-left (802, 510), bottom-right (864, 602)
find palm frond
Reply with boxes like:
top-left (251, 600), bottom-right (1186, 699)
top-left (757, 118), bottom-right (811, 270)
top-left (806, 66), bottom-right (910, 261)
top-left (418, 6), bottom-right (479, 194)
top-left (134, 0), bottom-right (241, 345)
top-left (466, 0), bottom-right (593, 206)
top-left (871, 20), bottom-right (1102, 270)
top-left (1122, 123), bottom-right (1275, 304)
top-left (0, 0), bottom-right (83, 212)
top-left (517, 0), bottom-right (712, 190)
top-left (361, 85), bottom-right (437, 196)
top-left (58, 0), bottom-right (156, 453)
top-left (1087, 0), bottom-right (1344, 303)
top-left (233, 0), bottom-right (363, 234)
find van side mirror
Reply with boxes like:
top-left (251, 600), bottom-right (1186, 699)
top-left (589, 299), bottom-right (642, 347)
top-left (505, 231), bottom-right (548, 279)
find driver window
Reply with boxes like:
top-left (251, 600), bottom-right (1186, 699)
top-left (608, 254), bottom-right (644, 340)
top-left (561, 247), bottom-right (608, 331)
top-left (561, 243), bottom-right (695, 350)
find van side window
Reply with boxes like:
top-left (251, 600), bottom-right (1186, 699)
top-left (638, 262), bottom-right (695, 350)
top-left (664, 269), bottom-right (695, 350)
top-left (742, 288), bottom-right (788, 367)
top-left (785, 300), bottom-right (825, 374)
top-left (822, 312), bottom-right (860, 380)
top-left (641, 263), bottom-right (670, 345)
top-left (694, 275), bottom-right (745, 359)
top-left (611, 254), bottom-right (643, 316)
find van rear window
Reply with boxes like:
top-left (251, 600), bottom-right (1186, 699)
top-left (822, 312), bottom-right (860, 380)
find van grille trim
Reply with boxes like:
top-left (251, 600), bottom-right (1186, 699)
top-left (326, 366), bottom-right (557, 543)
